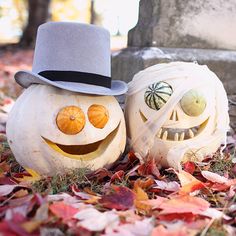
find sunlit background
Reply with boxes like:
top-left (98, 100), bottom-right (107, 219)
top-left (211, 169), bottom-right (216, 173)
top-left (0, 0), bottom-right (140, 50)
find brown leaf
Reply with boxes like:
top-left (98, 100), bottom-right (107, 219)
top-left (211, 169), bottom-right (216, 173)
top-left (138, 158), bottom-right (160, 178)
top-left (110, 170), bottom-right (125, 183)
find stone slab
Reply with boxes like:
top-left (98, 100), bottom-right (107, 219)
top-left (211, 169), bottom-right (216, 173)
top-left (128, 0), bottom-right (236, 50)
top-left (112, 47), bottom-right (236, 95)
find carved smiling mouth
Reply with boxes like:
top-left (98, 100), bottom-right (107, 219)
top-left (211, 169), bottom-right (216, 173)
top-left (156, 118), bottom-right (209, 141)
top-left (139, 110), bottom-right (209, 142)
top-left (42, 123), bottom-right (120, 160)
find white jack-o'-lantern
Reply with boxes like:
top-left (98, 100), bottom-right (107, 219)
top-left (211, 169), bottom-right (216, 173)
top-left (125, 62), bottom-right (229, 170)
top-left (6, 85), bottom-right (126, 175)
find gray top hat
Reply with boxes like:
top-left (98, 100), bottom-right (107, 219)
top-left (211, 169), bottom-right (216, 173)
top-left (15, 22), bottom-right (128, 95)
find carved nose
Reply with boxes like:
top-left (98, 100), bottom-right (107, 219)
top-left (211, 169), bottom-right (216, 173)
top-left (169, 110), bottom-right (179, 121)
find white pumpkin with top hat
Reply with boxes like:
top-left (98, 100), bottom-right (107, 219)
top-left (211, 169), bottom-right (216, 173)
top-left (125, 62), bottom-right (229, 170)
top-left (6, 22), bottom-right (127, 176)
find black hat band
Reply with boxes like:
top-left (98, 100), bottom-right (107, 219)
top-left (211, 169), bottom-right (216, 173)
top-left (38, 70), bottom-right (111, 88)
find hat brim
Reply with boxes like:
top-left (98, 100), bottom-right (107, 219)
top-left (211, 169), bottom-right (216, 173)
top-left (15, 70), bottom-right (128, 96)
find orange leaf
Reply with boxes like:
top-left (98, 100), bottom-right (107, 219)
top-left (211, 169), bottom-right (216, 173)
top-left (134, 178), bottom-right (154, 190)
top-left (177, 170), bottom-right (205, 194)
top-left (159, 195), bottom-right (210, 215)
top-left (49, 201), bottom-right (78, 222)
top-left (158, 213), bottom-right (197, 223)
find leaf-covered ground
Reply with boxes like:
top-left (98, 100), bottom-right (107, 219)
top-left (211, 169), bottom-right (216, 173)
top-left (1, 136), bottom-right (236, 236)
top-left (1, 49), bottom-right (236, 236)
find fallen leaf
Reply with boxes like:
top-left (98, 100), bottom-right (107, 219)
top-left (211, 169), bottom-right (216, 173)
top-left (151, 225), bottom-right (189, 236)
top-left (0, 221), bottom-right (17, 236)
top-left (133, 186), bottom-right (151, 213)
top-left (49, 201), bottom-right (78, 222)
top-left (110, 170), bottom-right (125, 182)
top-left (176, 170), bottom-right (205, 194)
top-left (138, 158), bottom-right (160, 178)
top-left (140, 196), bottom-right (167, 209)
top-left (14, 189), bottom-right (29, 198)
top-left (74, 208), bottom-right (119, 231)
top-left (40, 227), bottom-right (64, 236)
top-left (99, 186), bottom-right (135, 210)
top-left (0, 161), bottom-right (10, 173)
top-left (21, 220), bottom-right (41, 233)
top-left (159, 195), bottom-right (210, 215)
top-left (72, 185), bottom-right (94, 200)
top-left (15, 168), bottom-right (41, 183)
top-left (158, 213), bottom-right (197, 223)
top-left (104, 218), bottom-right (154, 236)
top-left (87, 168), bottom-right (111, 182)
top-left (153, 180), bottom-right (180, 192)
top-left (0, 184), bottom-right (19, 196)
top-left (1, 220), bottom-right (32, 236)
top-left (134, 178), bottom-right (154, 190)
top-left (34, 203), bottom-right (49, 221)
top-left (182, 161), bottom-right (196, 175)
top-left (201, 171), bottom-right (228, 184)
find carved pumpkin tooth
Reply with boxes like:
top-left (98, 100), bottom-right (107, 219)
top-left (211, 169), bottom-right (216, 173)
top-left (180, 132), bottom-right (185, 141)
top-left (189, 129), bottom-right (195, 138)
top-left (172, 110), bottom-right (177, 121)
top-left (157, 128), bottom-right (163, 138)
top-left (162, 131), bottom-right (168, 140)
top-left (174, 133), bottom-right (179, 141)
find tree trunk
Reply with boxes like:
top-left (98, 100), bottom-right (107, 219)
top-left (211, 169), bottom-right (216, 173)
top-left (19, 0), bottom-right (51, 48)
top-left (90, 0), bottom-right (96, 24)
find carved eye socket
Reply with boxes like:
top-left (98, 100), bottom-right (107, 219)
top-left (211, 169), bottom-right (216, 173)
top-left (144, 81), bottom-right (173, 110)
top-left (88, 104), bottom-right (109, 129)
top-left (56, 106), bottom-right (85, 135)
top-left (180, 90), bottom-right (206, 116)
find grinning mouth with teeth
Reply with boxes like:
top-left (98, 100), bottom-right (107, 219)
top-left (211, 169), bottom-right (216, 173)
top-left (156, 118), bottom-right (209, 141)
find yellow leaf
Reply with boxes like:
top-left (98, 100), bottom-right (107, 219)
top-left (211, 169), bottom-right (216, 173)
top-left (15, 168), bottom-right (41, 183)
top-left (84, 196), bottom-right (101, 204)
top-left (134, 186), bottom-right (149, 201)
top-left (21, 220), bottom-right (41, 233)
top-left (134, 186), bottom-right (151, 213)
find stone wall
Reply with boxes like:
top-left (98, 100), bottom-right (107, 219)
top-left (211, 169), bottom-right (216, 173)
top-left (128, 0), bottom-right (236, 50)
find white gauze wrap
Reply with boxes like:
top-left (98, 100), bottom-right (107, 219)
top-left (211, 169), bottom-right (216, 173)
top-left (127, 62), bottom-right (229, 170)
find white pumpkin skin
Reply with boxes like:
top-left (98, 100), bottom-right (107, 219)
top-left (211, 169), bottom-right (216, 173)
top-left (6, 84), bottom-right (126, 175)
top-left (125, 62), bottom-right (229, 169)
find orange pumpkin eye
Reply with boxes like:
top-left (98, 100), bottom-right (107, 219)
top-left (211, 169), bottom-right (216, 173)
top-left (88, 104), bottom-right (109, 129)
top-left (56, 106), bottom-right (85, 135)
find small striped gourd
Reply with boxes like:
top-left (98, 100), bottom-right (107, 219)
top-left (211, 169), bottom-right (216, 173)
top-left (144, 82), bottom-right (173, 110)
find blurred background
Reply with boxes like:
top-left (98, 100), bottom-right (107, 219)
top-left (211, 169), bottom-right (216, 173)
top-left (0, 0), bottom-right (139, 49)
top-left (0, 0), bottom-right (139, 97)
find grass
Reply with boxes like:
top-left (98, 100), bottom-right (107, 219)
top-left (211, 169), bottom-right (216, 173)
top-left (208, 150), bottom-right (235, 178)
top-left (203, 220), bottom-right (228, 236)
top-left (31, 168), bottom-right (92, 194)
